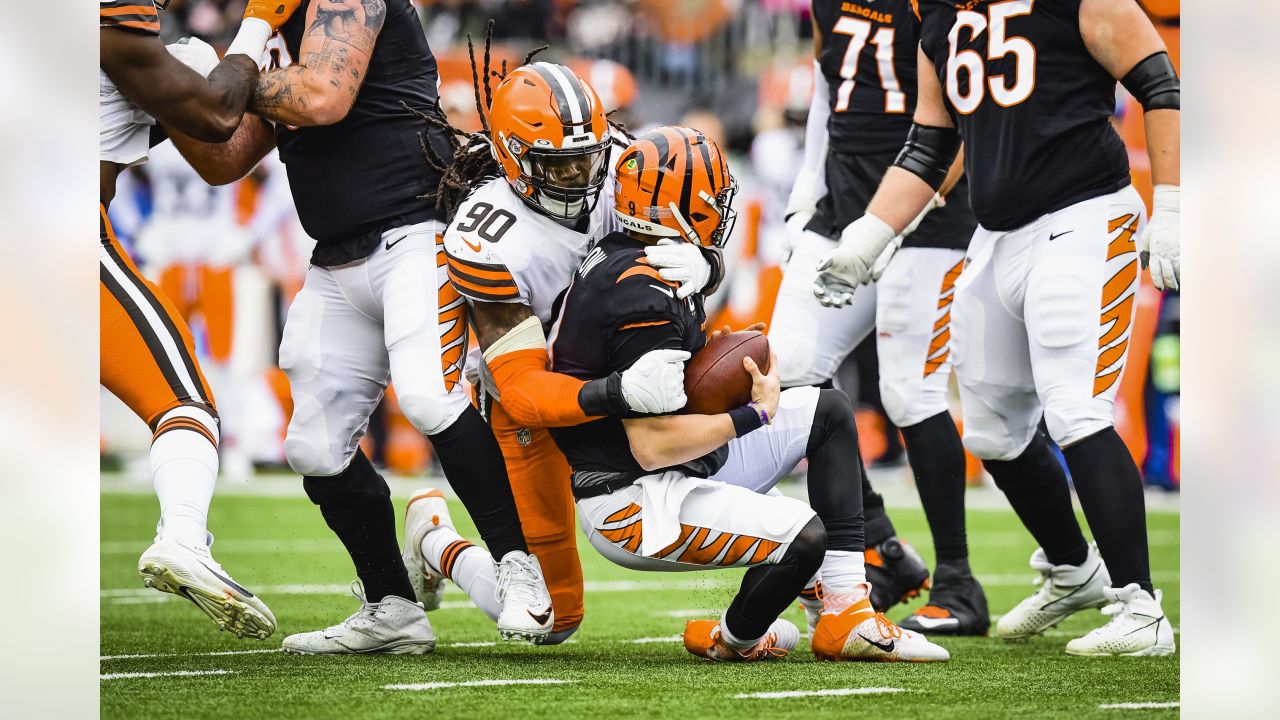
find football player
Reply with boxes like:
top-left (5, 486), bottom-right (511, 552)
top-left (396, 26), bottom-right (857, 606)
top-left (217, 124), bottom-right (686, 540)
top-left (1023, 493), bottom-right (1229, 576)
top-left (400, 56), bottom-right (710, 645)
top-left (771, 0), bottom-right (987, 634)
top-left (817, 0), bottom-right (1179, 656)
top-left (548, 126), bottom-right (949, 663)
top-left (165, 1), bottom-right (557, 652)
top-left (99, 0), bottom-right (299, 638)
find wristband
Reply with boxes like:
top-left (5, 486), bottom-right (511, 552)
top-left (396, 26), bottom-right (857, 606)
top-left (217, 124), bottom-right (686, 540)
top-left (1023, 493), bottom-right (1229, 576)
top-left (226, 17), bottom-right (272, 62)
top-left (578, 373), bottom-right (627, 417)
top-left (729, 403), bottom-right (766, 438)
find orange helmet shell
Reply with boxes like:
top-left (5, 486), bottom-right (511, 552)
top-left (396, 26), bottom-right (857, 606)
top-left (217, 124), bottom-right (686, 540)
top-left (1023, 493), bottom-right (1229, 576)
top-left (489, 63), bottom-right (611, 218)
top-left (613, 126), bottom-right (738, 248)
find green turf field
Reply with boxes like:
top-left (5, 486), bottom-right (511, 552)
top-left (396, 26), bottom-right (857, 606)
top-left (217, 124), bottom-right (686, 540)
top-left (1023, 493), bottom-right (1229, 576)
top-left (101, 481), bottom-right (1179, 719)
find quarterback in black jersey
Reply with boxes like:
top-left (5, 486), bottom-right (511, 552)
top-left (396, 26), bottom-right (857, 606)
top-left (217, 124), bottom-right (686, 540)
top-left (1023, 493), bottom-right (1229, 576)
top-left (818, 0), bottom-right (1180, 657)
top-left (168, 0), bottom-right (555, 653)
top-left (548, 126), bottom-right (949, 663)
top-left (770, 0), bottom-right (987, 633)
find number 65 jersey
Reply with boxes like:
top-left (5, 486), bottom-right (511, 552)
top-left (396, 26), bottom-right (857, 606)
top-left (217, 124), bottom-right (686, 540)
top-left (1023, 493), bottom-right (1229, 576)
top-left (917, 0), bottom-right (1130, 231)
top-left (442, 172), bottom-right (619, 326)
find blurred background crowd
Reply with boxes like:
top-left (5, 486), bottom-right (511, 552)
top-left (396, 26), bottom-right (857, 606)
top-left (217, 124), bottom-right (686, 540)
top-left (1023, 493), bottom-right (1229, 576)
top-left (102, 0), bottom-right (1182, 491)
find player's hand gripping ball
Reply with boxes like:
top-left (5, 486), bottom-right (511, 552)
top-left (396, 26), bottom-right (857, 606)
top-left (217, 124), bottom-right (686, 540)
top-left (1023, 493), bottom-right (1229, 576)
top-left (682, 330), bottom-right (771, 416)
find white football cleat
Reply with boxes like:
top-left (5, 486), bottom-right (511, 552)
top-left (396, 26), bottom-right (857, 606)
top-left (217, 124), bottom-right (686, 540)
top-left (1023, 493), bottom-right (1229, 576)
top-left (495, 551), bottom-right (553, 642)
top-left (1065, 584), bottom-right (1176, 657)
top-left (402, 488), bottom-right (451, 611)
top-left (281, 582), bottom-right (435, 655)
top-left (812, 593), bottom-right (950, 662)
top-left (996, 545), bottom-right (1110, 640)
top-left (138, 537), bottom-right (276, 640)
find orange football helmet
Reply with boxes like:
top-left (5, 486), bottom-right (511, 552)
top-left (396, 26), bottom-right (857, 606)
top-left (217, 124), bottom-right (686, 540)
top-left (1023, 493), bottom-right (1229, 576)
top-left (488, 62), bottom-right (611, 220)
top-left (612, 126), bottom-right (738, 248)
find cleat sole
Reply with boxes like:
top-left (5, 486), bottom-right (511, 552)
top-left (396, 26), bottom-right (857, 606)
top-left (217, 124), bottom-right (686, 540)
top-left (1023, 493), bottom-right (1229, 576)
top-left (139, 560), bottom-right (275, 641)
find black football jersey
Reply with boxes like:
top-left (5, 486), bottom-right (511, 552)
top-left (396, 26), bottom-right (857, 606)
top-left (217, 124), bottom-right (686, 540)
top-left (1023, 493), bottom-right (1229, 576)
top-left (547, 233), bottom-right (728, 494)
top-left (918, 0), bottom-right (1131, 231)
top-left (814, 0), bottom-right (921, 153)
top-left (273, 0), bottom-right (454, 265)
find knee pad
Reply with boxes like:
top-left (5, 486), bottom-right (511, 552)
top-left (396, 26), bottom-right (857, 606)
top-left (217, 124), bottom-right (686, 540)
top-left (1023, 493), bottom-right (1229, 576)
top-left (774, 329), bottom-right (822, 388)
top-left (284, 393), bottom-right (346, 476)
top-left (812, 388), bottom-right (856, 444)
top-left (1044, 407), bottom-right (1112, 449)
top-left (400, 392), bottom-right (465, 437)
top-left (302, 451), bottom-right (387, 507)
top-left (961, 423), bottom-right (1028, 462)
top-left (786, 516), bottom-right (828, 572)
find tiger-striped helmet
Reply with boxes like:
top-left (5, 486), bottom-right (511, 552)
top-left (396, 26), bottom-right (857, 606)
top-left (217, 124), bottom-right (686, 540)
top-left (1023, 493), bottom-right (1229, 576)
top-left (612, 126), bottom-right (738, 248)
top-left (488, 62), bottom-right (611, 220)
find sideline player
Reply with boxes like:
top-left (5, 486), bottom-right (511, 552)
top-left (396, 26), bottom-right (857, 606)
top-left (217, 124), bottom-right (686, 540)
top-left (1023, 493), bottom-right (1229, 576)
top-left (401, 57), bottom-right (710, 644)
top-left (817, 0), bottom-right (1179, 656)
top-left (166, 1), bottom-right (554, 652)
top-left (550, 126), bottom-right (949, 663)
top-left (99, 0), bottom-right (299, 638)
top-left (771, 0), bottom-right (986, 634)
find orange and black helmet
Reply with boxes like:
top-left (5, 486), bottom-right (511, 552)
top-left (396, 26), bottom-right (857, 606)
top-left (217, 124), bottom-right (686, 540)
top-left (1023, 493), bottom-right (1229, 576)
top-left (488, 62), bottom-right (611, 220)
top-left (613, 126), bottom-right (738, 249)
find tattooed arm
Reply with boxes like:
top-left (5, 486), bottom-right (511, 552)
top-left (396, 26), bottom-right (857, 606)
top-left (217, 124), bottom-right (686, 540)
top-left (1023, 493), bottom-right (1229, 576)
top-left (251, 0), bottom-right (387, 127)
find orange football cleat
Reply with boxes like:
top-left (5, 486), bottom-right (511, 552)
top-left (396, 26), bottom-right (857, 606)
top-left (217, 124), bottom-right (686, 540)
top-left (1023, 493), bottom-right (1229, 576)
top-left (683, 618), bottom-right (798, 662)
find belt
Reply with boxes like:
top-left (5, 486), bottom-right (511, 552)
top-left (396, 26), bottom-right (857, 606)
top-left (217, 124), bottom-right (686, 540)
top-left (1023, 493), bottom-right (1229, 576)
top-left (572, 475), bottom-right (638, 500)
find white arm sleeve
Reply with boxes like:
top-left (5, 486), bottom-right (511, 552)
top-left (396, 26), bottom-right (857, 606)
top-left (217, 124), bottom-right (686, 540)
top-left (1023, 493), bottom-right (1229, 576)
top-left (786, 61), bottom-right (832, 214)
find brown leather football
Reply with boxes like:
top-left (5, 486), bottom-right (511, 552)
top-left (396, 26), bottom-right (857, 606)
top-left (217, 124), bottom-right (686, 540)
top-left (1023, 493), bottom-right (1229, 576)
top-left (682, 331), bottom-right (771, 415)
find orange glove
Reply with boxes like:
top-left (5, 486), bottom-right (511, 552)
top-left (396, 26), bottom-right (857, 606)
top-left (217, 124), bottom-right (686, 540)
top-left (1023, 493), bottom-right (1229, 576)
top-left (244, 0), bottom-right (304, 32)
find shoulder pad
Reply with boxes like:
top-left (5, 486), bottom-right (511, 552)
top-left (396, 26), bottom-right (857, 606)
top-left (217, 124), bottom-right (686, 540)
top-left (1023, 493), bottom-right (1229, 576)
top-left (442, 182), bottom-right (533, 303)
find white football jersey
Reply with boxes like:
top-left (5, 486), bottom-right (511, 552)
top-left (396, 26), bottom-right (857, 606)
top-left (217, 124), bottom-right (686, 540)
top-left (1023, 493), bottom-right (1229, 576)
top-left (99, 69), bottom-right (155, 167)
top-left (442, 168), bottom-right (619, 325)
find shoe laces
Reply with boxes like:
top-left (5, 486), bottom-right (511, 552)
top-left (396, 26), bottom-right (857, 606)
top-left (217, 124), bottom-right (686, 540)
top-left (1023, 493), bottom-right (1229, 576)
top-left (750, 632), bottom-right (789, 659)
top-left (873, 612), bottom-right (905, 640)
top-left (496, 554), bottom-right (543, 606)
top-left (327, 581), bottom-right (380, 632)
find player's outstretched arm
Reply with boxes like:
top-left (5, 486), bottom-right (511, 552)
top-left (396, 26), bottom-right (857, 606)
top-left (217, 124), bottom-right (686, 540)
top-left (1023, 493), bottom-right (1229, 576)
top-left (251, 0), bottom-right (388, 127)
top-left (101, 2), bottom-right (299, 143)
top-left (168, 116), bottom-right (277, 186)
top-left (1081, 0), bottom-right (1180, 290)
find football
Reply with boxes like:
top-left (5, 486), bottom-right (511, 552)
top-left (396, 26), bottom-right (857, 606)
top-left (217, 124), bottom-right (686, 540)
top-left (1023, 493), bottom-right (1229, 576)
top-left (682, 331), bottom-right (771, 415)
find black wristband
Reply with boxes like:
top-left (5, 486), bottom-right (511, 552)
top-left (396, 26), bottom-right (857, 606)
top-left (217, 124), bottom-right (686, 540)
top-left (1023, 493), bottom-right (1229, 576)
top-left (701, 246), bottom-right (725, 297)
top-left (578, 373), bottom-right (628, 416)
top-left (729, 404), bottom-right (765, 438)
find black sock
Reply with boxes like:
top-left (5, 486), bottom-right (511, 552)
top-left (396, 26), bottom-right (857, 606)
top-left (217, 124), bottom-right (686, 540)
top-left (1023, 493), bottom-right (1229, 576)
top-left (725, 517), bottom-right (826, 642)
top-left (900, 411), bottom-right (969, 563)
top-left (429, 404), bottom-right (527, 560)
top-left (803, 389), bottom-right (865, 552)
top-left (1062, 427), bottom-right (1152, 592)
top-left (303, 450), bottom-right (413, 603)
top-left (984, 430), bottom-right (1088, 567)
top-left (862, 460), bottom-right (896, 546)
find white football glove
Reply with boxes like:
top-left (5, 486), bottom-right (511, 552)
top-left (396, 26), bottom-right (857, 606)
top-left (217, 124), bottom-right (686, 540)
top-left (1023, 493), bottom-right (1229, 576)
top-left (814, 213), bottom-right (896, 307)
top-left (867, 193), bottom-right (945, 280)
top-left (781, 209), bottom-right (815, 266)
top-left (620, 349), bottom-right (690, 414)
top-left (1138, 185), bottom-right (1180, 292)
top-left (645, 240), bottom-right (711, 299)
top-left (167, 37), bottom-right (221, 78)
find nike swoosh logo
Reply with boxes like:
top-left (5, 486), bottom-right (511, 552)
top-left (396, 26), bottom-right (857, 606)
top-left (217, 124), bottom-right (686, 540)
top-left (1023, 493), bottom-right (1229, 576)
top-left (385, 236), bottom-right (406, 251)
top-left (649, 284), bottom-right (674, 298)
top-left (859, 634), bottom-right (895, 653)
top-left (463, 238), bottom-right (483, 253)
top-left (198, 560), bottom-right (254, 598)
top-left (527, 607), bottom-right (552, 625)
top-left (1049, 230), bottom-right (1073, 241)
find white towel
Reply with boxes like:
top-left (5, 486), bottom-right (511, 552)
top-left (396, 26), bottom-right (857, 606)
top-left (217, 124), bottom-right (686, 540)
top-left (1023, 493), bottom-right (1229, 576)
top-left (636, 472), bottom-right (715, 557)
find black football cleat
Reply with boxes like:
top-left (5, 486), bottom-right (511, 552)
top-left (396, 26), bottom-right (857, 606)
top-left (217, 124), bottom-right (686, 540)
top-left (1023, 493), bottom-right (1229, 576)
top-left (865, 536), bottom-right (930, 612)
top-left (898, 561), bottom-right (991, 636)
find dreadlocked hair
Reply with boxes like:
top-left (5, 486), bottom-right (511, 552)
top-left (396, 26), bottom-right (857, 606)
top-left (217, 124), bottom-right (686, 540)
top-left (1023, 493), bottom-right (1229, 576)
top-left (408, 21), bottom-right (635, 223)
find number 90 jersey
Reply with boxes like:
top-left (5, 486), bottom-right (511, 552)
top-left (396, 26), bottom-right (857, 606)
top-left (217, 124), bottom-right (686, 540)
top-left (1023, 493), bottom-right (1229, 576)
top-left (814, 0), bottom-right (920, 153)
top-left (442, 168), bottom-right (620, 325)
top-left (918, 0), bottom-right (1130, 231)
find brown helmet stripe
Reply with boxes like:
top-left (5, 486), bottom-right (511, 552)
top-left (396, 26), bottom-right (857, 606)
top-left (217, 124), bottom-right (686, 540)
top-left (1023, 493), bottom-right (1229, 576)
top-left (529, 63), bottom-right (577, 137)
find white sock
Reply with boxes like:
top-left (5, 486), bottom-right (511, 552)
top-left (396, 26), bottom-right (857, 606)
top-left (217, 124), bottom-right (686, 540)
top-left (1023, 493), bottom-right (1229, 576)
top-left (718, 612), bottom-right (761, 650)
top-left (820, 550), bottom-right (867, 596)
top-left (420, 527), bottom-right (501, 622)
top-left (151, 407), bottom-right (219, 546)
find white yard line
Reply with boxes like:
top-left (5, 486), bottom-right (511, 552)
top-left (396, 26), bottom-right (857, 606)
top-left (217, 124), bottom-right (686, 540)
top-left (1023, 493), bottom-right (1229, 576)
top-left (384, 679), bottom-right (570, 691)
top-left (445, 642), bottom-right (497, 648)
top-left (101, 649), bottom-right (278, 661)
top-left (1098, 702), bottom-right (1179, 710)
top-left (629, 635), bottom-right (682, 644)
top-left (735, 688), bottom-right (907, 699)
top-left (656, 609), bottom-right (712, 618)
top-left (100, 670), bottom-right (234, 681)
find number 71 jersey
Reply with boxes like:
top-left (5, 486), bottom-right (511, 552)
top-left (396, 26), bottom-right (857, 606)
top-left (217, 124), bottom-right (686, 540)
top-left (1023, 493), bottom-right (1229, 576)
top-left (442, 174), bottom-right (619, 325)
top-left (814, 0), bottom-right (921, 153)
top-left (917, 0), bottom-right (1130, 231)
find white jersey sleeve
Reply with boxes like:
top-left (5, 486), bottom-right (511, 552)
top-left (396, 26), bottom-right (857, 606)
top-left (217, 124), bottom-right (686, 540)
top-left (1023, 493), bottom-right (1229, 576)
top-left (442, 179), bottom-right (528, 305)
